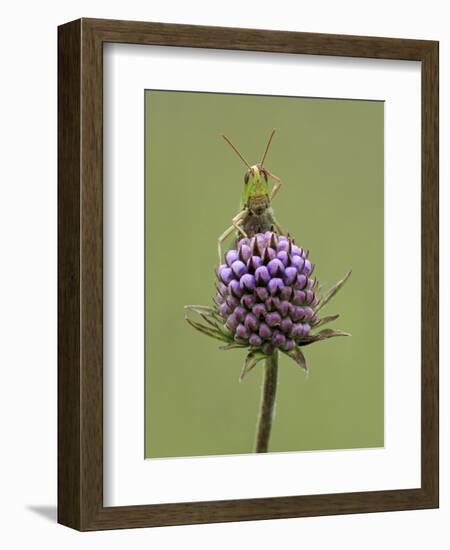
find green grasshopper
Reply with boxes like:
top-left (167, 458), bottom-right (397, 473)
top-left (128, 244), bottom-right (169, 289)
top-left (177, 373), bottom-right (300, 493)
top-left (218, 129), bottom-right (284, 262)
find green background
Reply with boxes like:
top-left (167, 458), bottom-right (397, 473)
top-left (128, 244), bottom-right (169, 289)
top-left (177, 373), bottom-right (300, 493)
top-left (145, 90), bottom-right (384, 458)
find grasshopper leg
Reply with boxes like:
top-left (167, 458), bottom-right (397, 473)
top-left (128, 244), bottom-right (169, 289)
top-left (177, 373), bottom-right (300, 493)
top-left (234, 210), bottom-right (249, 234)
top-left (234, 220), bottom-right (247, 237)
top-left (271, 216), bottom-right (285, 236)
top-left (218, 210), bottom-right (248, 262)
top-left (232, 209), bottom-right (248, 225)
top-left (267, 170), bottom-right (282, 201)
top-left (218, 224), bottom-right (236, 262)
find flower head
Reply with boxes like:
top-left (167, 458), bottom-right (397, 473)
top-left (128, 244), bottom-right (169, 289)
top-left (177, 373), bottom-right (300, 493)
top-left (217, 232), bottom-right (317, 354)
top-left (186, 231), bottom-right (351, 379)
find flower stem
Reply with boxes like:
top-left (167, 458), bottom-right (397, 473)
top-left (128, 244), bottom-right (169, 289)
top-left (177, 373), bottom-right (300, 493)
top-left (255, 350), bottom-right (279, 453)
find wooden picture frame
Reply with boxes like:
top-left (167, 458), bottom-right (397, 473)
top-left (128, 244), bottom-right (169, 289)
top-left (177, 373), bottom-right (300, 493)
top-left (58, 18), bottom-right (439, 531)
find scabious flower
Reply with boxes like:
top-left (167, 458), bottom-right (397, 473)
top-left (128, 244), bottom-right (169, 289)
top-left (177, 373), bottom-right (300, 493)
top-left (186, 231), bottom-right (351, 379)
top-left (216, 232), bottom-right (318, 355)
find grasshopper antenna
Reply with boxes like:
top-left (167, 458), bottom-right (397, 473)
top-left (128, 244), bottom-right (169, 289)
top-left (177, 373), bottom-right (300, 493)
top-left (260, 128), bottom-right (276, 167)
top-left (221, 134), bottom-right (251, 169)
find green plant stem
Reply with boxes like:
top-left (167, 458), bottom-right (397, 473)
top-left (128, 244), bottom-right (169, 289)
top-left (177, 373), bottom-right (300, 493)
top-left (255, 351), bottom-right (279, 453)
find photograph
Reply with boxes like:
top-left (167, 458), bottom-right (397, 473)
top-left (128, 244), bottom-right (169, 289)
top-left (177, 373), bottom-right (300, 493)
top-left (54, 16), bottom-right (438, 532)
top-left (0, 0), bottom-right (443, 544)
top-left (144, 90), bottom-right (384, 459)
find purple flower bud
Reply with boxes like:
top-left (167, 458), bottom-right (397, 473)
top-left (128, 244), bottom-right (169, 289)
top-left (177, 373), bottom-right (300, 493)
top-left (226, 295), bottom-right (239, 309)
top-left (228, 279), bottom-right (243, 298)
top-left (249, 334), bottom-right (262, 347)
top-left (234, 306), bottom-right (246, 322)
top-left (278, 300), bottom-right (291, 317)
top-left (262, 342), bottom-right (275, 355)
top-left (259, 323), bottom-right (272, 340)
top-left (296, 274), bottom-right (307, 289)
top-left (235, 323), bottom-right (249, 340)
top-left (290, 323), bottom-right (304, 339)
top-left (303, 306), bottom-right (314, 320)
top-left (303, 259), bottom-right (313, 275)
top-left (252, 303), bottom-right (266, 319)
top-left (303, 323), bottom-right (311, 336)
top-left (271, 330), bottom-right (286, 348)
top-left (241, 294), bottom-right (256, 310)
top-left (267, 258), bottom-right (285, 277)
top-left (244, 313), bottom-right (259, 332)
top-left (310, 313), bottom-right (318, 325)
top-left (307, 277), bottom-right (316, 289)
top-left (268, 277), bottom-right (284, 296)
top-left (219, 266), bottom-right (234, 285)
top-left (277, 250), bottom-right (289, 266)
top-left (239, 238), bottom-right (251, 247)
top-left (266, 297), bottom-right (280, 311)
top-left (215, 293), bottom-right (225, 305)
top-left (254, 234), bottom-right (266, 249)
top-left (225, 250), bottom-right (239, 266)
top-left (239, 244), bottom-right (252, 263)
top-left (266, 311), bottom-right (281, 327)
top-left (219, 303), bottom-right (231, 317)
top-left (281, 317), bottom-right (293, 334)
top-left (276, 239), bottom-right (289, 252)
top-left (284, 266), bottom-right (297, 285)
top-left (293, 290), bottom-right (306, 305)
top-left (279, 286), bottom-right (293, 301)
top-left (217, 282), bottom-right (227, 296)
top-left (248, 255), bottom-right (263, 272)
top-left (291, 306), bottom-right (305, 322)
top-left (231, 260), bottom-right (247, 278)
top-left (240, 273), bottom-right (255, 291)
top-left (305, 289), bottom-right (315, 305)
top-left (225, 314), bottom-right (238, 331)
top-left (255, 266), bottom-right (270, 285)
top-left (265, 247), bottom-right (276, 262)
top-left (291, 245), bottom-right (303, 257)
top-left (290, 255), bottom-right (305, 271)
top-left (255, 286), bottom-right (269, 302)
top-left (281, 338), bottom-right (295, 351)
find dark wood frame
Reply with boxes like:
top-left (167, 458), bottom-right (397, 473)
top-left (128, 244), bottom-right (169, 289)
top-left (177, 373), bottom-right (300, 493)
top-left (58, 18), bottom-right (439, 531)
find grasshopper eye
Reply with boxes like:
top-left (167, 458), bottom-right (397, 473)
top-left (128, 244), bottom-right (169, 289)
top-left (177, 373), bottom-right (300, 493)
top-left (244, 172), bottom-right (249, 184)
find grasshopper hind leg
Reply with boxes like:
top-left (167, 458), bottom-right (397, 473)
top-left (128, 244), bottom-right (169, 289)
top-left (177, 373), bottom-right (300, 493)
top-left (271, 216), bottom-right (285, 236)
top-left (217, 210), bottom-right (249, 263)
top-left (217, 224), bottom-right (236, 263)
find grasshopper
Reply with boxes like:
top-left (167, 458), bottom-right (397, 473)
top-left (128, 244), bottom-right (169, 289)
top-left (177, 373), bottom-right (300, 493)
top-left (218, 129), bottom-right (284, 262)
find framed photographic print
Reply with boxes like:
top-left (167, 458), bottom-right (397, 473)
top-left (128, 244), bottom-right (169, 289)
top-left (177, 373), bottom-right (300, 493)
top-left (58, 18), bottom-right (439, 530)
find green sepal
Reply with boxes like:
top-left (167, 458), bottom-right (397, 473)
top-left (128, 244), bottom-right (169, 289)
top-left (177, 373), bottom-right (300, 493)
top-left (299, 328), bottom-right (351, 347)
top-left (282, 347), bottom-right (308, 371)
top-left (316, 270), bottom-right (352, 313)
top-left (219, 342), bottom-right (248, 351)
top-left (185, 304), bottom-right (218, 317)
top-left (184, 317), bottom-right (231, 344)
top-left (314, 314), bottom-right (340, 328)
top-left (240, 350), bottom-right (268, 382)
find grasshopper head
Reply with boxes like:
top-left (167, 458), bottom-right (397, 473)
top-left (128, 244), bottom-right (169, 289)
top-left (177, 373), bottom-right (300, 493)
top-left (221, 129), bottom-right (276, 213)
top-left (242, 165), bottom-right (270, 210)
